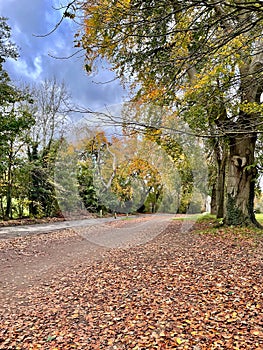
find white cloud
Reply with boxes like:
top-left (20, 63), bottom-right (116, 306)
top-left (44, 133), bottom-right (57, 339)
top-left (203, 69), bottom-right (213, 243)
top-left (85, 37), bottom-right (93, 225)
top-left (1, 0), bottom-right (127, 112)
top-left (8, 55), bottom-right (43, 81)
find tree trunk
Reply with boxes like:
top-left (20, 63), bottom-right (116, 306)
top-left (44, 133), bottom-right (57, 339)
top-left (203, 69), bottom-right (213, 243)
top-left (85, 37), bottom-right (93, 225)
top-left (216, 150), bottom-right (227, 219)
top-left (28, 144), bottom-right (40, 217)
top-left (210, 184), bottom-right (217, 215)
top-left (226, 133), bottom-right (260, 227)
top-left (28, 167), bottom-right (41, 217)
top-left (5, 147), bottom-right (13, 220)
top-left (212, 139), bottom-right (228, 219)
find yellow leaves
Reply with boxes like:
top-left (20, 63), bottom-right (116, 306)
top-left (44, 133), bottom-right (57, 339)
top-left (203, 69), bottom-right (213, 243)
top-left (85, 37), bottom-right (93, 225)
top-left (191, 331), bottom-right (198, 336)
top-left (66, 144), bottom-right (76, 156)
top-left (71, 311), bottom-right (80, 319)
top-left (145, 128), bottom-right (162, 142)
top-left (179, 154), bottom-right (185, 161)
top-left (140, 85), bottom-right (167, 103)
top-left (191, 64), bottom-right (227, 91)
top-left (107, 338), bottom-right (115, 346)
top-left (250, 329), bottom-right (263, 337)
top-left (122, 0), bottom-right (131, 6)
top-left (240, 101), bottom-right (263, 114)
top-left (159, 330), bottom-right (166, 337)
top-left (116, 0), bottom-right (131, 9)
top-left (176, 337), bottom-right (184, 344)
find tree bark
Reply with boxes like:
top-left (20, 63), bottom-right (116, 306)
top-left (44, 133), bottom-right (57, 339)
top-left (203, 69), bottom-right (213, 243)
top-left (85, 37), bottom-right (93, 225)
top-left (210, 184), bottom-right (217, 215)
top-left (5, 144), bottom-right (13, 220)
top-left (226, 133), bottom-right (260, 227)
top-left (211, 139), bottom-right (228, 218)
top-left (216, 149), bottom-right (227, 219)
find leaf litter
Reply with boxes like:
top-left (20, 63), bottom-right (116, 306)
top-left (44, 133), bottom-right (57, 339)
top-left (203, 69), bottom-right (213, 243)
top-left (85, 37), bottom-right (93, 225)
top-left (0, 220), bottom-right (263, 349)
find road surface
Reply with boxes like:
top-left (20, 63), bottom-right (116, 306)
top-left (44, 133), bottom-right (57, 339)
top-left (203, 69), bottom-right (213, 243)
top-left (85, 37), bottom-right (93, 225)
top-left (0, 216), bottom-right (126, 239)
top-left (0, 214), bottom-right (175, 300)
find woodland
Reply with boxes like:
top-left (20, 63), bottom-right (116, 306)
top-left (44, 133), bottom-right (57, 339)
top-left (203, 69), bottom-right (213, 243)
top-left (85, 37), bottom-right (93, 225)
top-left (1, 0), bottom-right (263, 226)
top-left (1, 3), bottom-right (263, 349)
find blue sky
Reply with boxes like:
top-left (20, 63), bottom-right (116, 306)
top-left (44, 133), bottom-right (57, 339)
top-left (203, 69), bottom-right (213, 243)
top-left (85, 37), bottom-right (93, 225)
top-left (0, 0), bottom-right (127, 113)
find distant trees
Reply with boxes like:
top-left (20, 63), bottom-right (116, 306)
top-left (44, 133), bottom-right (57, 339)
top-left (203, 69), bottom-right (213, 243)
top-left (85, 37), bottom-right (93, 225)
top-left (70, 125), bottom-right (206, 215)
top-left (0, 15), bottom-right (208, 221)
top-left (26, 78), bottom-right (72, 217)
top-left (0, 17), bottom-right (74, 219)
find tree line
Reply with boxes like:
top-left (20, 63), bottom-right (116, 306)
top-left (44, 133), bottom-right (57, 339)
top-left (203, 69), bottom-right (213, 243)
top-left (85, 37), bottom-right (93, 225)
top-left (0, 17), bottom-right (207, 220)
top-left (55, 124), bottom-right (208, 217)
top-left (0, 17), bottom-right (72, 219)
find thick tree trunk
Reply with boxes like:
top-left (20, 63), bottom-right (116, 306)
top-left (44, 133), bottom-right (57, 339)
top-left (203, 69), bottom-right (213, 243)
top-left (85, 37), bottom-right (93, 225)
top-left (212, 140), bottom-right (227, 219)
top-left (226, 134), bottom-right (260, 227)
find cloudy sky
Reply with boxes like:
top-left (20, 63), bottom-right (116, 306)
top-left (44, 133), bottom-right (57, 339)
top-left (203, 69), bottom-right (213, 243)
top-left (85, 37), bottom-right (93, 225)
top-left (0, 0), bottom-right (127, 114)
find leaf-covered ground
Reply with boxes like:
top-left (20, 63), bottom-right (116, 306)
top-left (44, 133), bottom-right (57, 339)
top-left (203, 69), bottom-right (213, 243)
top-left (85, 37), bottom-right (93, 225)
top-left (1, 220), bottom-right (263, 349)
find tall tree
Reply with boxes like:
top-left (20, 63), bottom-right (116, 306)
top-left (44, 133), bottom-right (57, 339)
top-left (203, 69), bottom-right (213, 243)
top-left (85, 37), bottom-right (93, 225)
top-left (26, 78), bottom-right (72, 217)
top-left (0, 17), bottom-right (34, 219)
top-left (0, 99), bottom-right (34, 219)
top-left (67, 0), bottom-right (263, 226)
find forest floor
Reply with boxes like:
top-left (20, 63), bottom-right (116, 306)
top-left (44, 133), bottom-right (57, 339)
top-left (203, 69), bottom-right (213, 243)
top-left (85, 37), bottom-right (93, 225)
top-left (0, 216), bottom-right (263, 349)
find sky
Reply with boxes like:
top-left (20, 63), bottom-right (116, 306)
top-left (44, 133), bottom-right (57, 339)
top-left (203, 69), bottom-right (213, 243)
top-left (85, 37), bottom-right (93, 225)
top-left (0, 0), bottom-right (127, 115)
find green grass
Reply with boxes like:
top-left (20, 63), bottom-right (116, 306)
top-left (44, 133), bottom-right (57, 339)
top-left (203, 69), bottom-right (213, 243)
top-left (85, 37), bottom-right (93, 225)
top-left (174, 213), bottom-right (263, 225)
top-left (256, 213), bottom-right (263, 224)
top-left (121, 216), bottom-right (134, 220)
top-left (196, 213), bottom-right (217, 223)
top-left (173, 213), bottom-right (216, 222)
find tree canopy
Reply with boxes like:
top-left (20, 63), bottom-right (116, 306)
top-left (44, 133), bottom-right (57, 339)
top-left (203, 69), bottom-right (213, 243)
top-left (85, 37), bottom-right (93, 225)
top-left (65, 0), bottom-right (263, 226)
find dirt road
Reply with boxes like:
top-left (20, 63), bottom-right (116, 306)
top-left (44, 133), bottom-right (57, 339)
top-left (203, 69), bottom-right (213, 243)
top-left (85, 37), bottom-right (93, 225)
top-left (0, 216), bottom-right (133, 239)
top-left (1, 216), bottom-right (263, 349)
top-left (0, 214), bottom-right (174, 301)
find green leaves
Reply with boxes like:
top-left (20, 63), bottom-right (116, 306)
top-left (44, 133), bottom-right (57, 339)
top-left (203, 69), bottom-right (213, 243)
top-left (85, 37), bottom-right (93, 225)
top-left (0, 17), bottom-right (18, 63)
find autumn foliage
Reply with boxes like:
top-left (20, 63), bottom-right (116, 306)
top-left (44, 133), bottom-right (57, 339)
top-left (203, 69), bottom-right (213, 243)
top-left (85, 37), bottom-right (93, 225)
top-left (1, 219), bottom-right (263, 349)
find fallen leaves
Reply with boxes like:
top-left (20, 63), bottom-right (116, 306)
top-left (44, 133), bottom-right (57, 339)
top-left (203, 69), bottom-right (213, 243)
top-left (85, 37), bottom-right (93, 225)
top-left (1, 221), bottom-right (263, 349)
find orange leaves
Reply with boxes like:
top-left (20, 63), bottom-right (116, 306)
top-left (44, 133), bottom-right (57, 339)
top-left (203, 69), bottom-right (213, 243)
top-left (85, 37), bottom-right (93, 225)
top-left (1, 221), bottom-right (263, 348)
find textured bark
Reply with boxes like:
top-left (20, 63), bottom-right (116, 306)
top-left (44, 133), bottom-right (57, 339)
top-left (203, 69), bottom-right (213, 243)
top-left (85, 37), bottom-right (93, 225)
top-left (211, 139), bottom-right (228, 219)
top-left (5, 144), bottom-right (14, 220)
top-left (210, 184), bottom-right (217, 215)
top-left (226, 134), bottom-right (260, 227)
top-left (216, 146), bottom-right (227, 219)
top-left (216, 163), bottom-right (226, 219)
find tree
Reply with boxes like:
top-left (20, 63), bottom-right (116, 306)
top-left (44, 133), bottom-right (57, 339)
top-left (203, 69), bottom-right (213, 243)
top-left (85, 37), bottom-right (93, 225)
top-left (54, 139), bottom-right (88, 216)
top-left (26, 78), bottom-right (72, 217)
top-left (77, 129), bottom-right (122, 213)
top-left (122, 103), bottom-right (208, 213)
top-left (77, 161), bottom-right (100, 212)
top-left (0, 17), bottom-right (34, 219)
top-left (0, 100), bottom-right (34, 219)
top-left (75, 124), bottom-right (203, 214)
top-left (0, 16), bottom-right (18, 63)
top-left (67, 0), bottom-right (263, 226)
